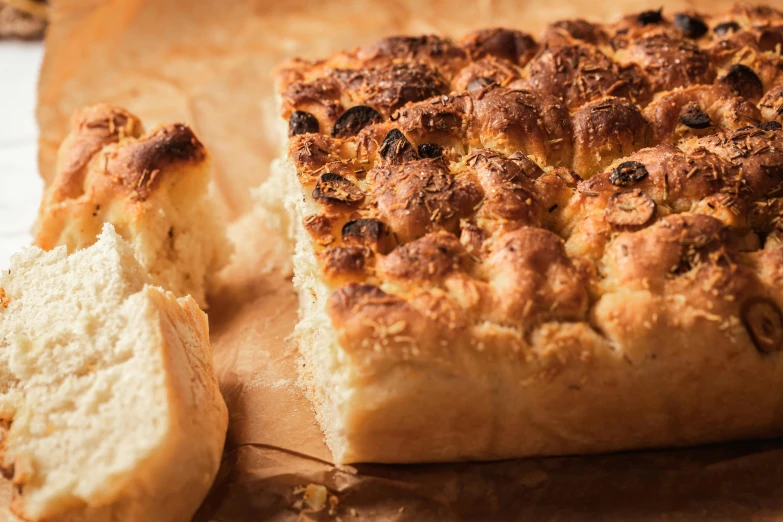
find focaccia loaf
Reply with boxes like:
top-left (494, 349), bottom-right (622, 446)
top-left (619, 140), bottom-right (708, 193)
top-left (0, 224), bottom-right (227, 522)
top-left (36, 104), bottom-right (232, 308)
top-left (263, 3), bottom-right (783, 463)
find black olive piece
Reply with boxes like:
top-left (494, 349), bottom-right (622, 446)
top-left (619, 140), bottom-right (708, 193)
top-left (741, 296), bottom-right (783, 354)
top-left (674, 13), bottom-right (708, 38)
top-left (342, 218), bottom-right (395, 253)
top-left (331, 105), bottom-right (383, 139)
top-left (759, 121), bottom-right (783, 131)
top-left (714, 21), bottom-right (741, 36)
top-left (378, 129), bottom-right (418, 165)
top-left (718, 64), bottom-right (763, 100)
top-left (312, 173), bottom-right (365, 206)
top-left (637, 9), bottom-right (663, 26)
top-left (610, 161), bottom-right (649, 187)
top-left (606, 189), bottom-right (656, 229)
top-left (679, 104), bottom-right (713, 129)
top-left (342, 218), bottom-right (386, 240)
top-left (341, 217), bottom-right (388, 247)
top-left (736, 125), bottom-right (756, 132)
top-left (418, 143), bottom-right (444, 159)
top-left (288, 111), bottom-right (319, 137)
top-left (466, 77), bottom-right (496, 91)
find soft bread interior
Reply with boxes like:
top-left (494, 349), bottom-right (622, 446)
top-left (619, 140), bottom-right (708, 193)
top-left (119, 164), bottom-right (232, 309)
top-left (0, 224), bottom-right (227, 521)
top-left (254, 111), bottom-right (355, 461)
top-left (253, 107), bottom-right (298, 274)
top-left (262, 157), bottom-right (354, 463)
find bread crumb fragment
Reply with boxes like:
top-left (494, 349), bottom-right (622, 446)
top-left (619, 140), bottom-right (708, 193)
top-left (328, 493), bottom-right (339, 515)
top-left (303, 483), bottom-right (328, 511)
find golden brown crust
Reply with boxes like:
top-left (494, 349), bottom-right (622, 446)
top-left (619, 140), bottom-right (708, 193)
top-left (527, 44), bottom-right (651, 109)
top-left (760, 84), bottom-right (783, 123)
top-left (356, 35), bottom-right (468, 74)
top-left (459, 28), bottom-right (539, 66)
top-left (468, 149), bottom-right (542, 229)
top-left (367, 158), bottom-right (482, 244)
top-left (53, 104), bottom-right (143, 201)
top-left (616, 33), bottom-right (716, 92)
top-left (103, 123), bottom-right (207, 202)
top-left (571, 96), bottom-right (649, 175)
top-left (542, 19), bottom-right (606, 47)
top-left (44, 107), bottom-right (206, 212)
top-left (486, 227), bottom-right (589, 323)
top-left (331, 62), bottom-right (448, 116)
top-left (319, 245), bottom-right (374, 285)
top-left (471, 86), bottom-right (573, 164)
top-left (451, 56), bottom-right (522, 93)
top-left (392, 93), bottom-right (473, 154)
top-left (379, 231), bottom-right (470, 282)
top-left (643, 85), bottom-right (762, 144)
top-left (696, 125), bottom-right (783, 200)
top-left (707, 23), bottom-right (783, 91)
top-left (279, 3), bottom-right (783, 463)
top-left (281, 4), bottom-right (783, 330)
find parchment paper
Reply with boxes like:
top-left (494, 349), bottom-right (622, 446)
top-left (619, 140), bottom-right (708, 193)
top-left (30, 0), bottom-right (783, 520)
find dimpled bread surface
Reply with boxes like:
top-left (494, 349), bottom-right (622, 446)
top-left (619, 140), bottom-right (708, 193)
top-left (267, 4), bottom-right (783, 463)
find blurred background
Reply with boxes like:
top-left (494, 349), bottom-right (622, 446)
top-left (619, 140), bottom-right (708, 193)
top-left (0, 0), bottom-right (44, 267)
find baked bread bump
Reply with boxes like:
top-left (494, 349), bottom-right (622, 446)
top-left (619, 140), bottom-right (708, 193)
top-left (36, 104), bottom-right (231, 308)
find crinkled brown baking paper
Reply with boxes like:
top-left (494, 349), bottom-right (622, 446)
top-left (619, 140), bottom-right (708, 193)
top-left (20, 0), bottom-right (783, 520)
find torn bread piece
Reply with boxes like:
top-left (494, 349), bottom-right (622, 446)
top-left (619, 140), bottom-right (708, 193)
top-left (261, 4), bottom-right (783, 464)
top-left (35, 104), bottom-right (232, 308)
top-left (0, 224), bottom-right (227, 521)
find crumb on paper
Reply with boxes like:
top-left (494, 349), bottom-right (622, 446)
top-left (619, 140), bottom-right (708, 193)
top-left (328, 493), bottom-right (339, 515)
top-left (292, 484), bottom-right (342, 517)
top-left (304, 483), bottom-right (328, 511)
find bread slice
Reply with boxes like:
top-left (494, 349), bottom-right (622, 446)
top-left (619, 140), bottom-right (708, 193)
top-left (262, 5), bottom-right (783, 464)
top-left (35, 104), bottom-right (232, 308)
top-left (0, 224), bottom-right (227, 521)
